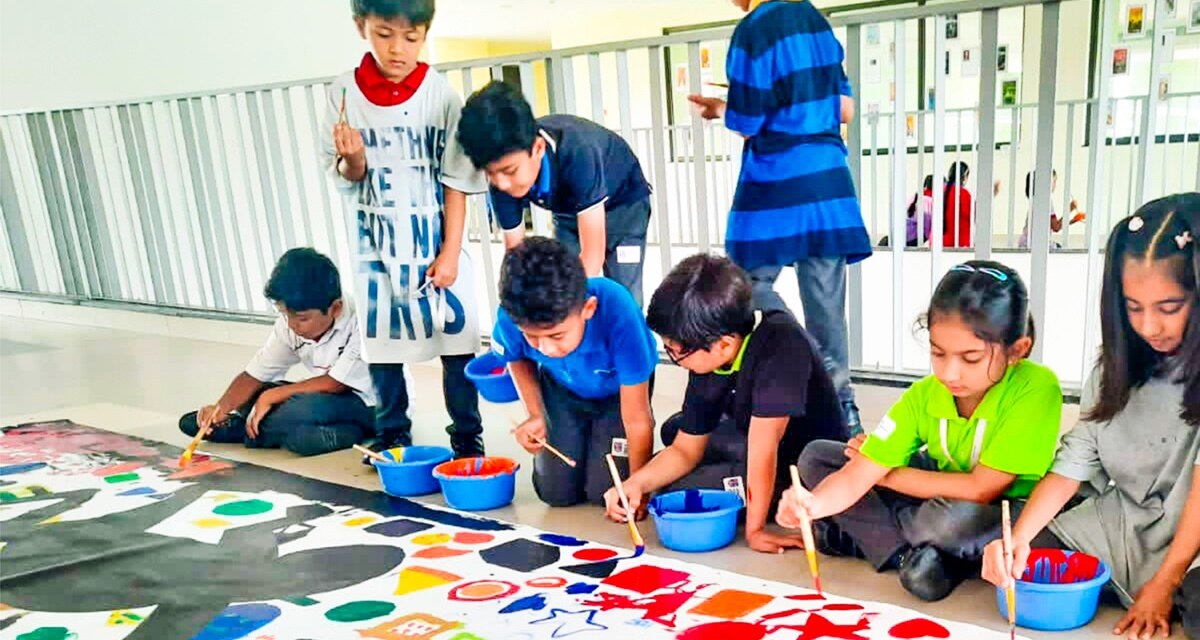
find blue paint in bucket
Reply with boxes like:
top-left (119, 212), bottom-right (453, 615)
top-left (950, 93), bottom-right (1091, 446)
top-left (371, 445), bottom-right (453, 497)
top-left (649, 489), bottom-right (743, 553)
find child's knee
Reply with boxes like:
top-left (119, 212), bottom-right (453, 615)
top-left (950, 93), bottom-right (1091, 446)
top-left (179, 412), bottom-right (200, 436)
top-left (533, 467), bottom-right (586, 508)
top-left (797, 439), bottom-right (847, 485)
top-left (910, 498), bottom-right (996, 550)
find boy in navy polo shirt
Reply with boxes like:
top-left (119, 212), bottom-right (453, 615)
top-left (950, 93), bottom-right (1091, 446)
top-left (492, 237), bottom-right (658, 507)
top-left (604, 254), bottom-right (848, 553)
top-left (457, 81), bottom-right (653, 306)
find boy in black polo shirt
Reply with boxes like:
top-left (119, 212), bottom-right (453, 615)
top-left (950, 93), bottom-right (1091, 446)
top-left (603, 254), bottom-right (848, 554)
top-left (457, 81), bottom-right (653, 306)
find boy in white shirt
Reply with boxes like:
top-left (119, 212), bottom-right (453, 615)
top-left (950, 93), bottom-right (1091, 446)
top-left (179, 248), bottom-right (375, 456)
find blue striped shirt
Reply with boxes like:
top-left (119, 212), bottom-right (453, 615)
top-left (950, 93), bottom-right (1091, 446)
top-left (724, 0), bottom-right (871, 270)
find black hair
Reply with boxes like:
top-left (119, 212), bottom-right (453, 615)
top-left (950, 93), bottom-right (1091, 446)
top-left (457, 81), bottom-right (538, 170)
top-left (1088, 192), bottom-right (1200, 426)
top-left (920, 260), bottom-right (1035, 367)
top-left (646, 254), bottom-right (755, 352)
top-left (263, 248), bottom-right (341, 313)
top-left (946, 161), bottom-right (970, 185)
top-left (351, 0), bottom-right (435, 27)
top-left (909, 174), bottom-right (935, 217)
top-left (1024, 169), bottom-right (1058, 199)
top-left (499, 237), bottom-right (588, 327)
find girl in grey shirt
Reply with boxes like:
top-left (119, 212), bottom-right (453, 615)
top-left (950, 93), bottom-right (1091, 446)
top-left (983, 194), bottom-right (1200, 640)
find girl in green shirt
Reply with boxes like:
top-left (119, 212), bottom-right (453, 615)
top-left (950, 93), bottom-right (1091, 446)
top-left (778, 260), bottom-right (1063, 602)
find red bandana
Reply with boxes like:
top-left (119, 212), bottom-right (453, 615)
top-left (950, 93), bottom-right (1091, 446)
top-left (354, 53), bottom-right (430, 107)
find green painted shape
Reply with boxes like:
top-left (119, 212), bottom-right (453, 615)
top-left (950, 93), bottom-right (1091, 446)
top-left (17, 628), bottom-right (74, 640)
top-left (212, 499), bottom-right (273, 516)
top-left (324, 600), bottom-right (396, 622)
top-left (0, 492), bottom-right (16, 502)
top-left (285, 595), bottom-right (319, 606)
top-left (103, 472), bottom-right (139, 484)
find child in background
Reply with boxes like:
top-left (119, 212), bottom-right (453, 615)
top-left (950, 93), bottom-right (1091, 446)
top-left (457, 81), bottom-right (654, 306)
top-left (325, 0), bottom-right (487, 460)
top-left (983, 194), bottom-right (1200, 640)
top-left (491, 238), bottom-right (657, 508)
top-left (1018, 169), bottom-right (1086, 249)
top-left (180, 248), bottom-right (375, 456)
top-left (604, 255), bottom-right (848, 554)
top-left (778, 260), bottom-right (1063, 601)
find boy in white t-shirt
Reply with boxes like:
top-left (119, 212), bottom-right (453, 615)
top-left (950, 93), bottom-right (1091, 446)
top-left (180, 248), bottom-right (375, 456)
top-left (325, 0), bottom-right (488, 461)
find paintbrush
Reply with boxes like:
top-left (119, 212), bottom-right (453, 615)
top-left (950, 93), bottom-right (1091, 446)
top-left (179, 413), bottom-right (215, 468)
top-left (605, 453), bottom-right (645, 558)
top-left (338, 87), bottom-right (347, 124)
top-left (509, 420), bottom-right (576, 467)
top-left (788, 465), bottom-right (823, 596)
top-left (1002, 499), bottom-right (1017, 640)
top-left (353, 444), bottom-right (391, 463)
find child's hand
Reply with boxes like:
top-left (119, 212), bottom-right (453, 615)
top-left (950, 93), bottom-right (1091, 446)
top-left (746, 529), bottom-right (806, 555)
top-left (512, 416), bottom-right (547, 455)
top-left (775, 483), bottom-right (818, 528)
top-left (1115, 577), bottom-right (1175, 639)
top-left (333, 121), bottom-right (366, 173)
top-left (246, 391), bottom-right (282, 440)
top-left (426, 251), bottom-right (459, 289)
top-left (197, 403), bottom-right (230, 431)
top-left (686, 95), bottom-right (726, 120)
top-left (603, 481), bottom-right (644, 523)
top-left (844, 434), bottom-right (867, 461)
top-left (980, 537), bottom-right (1030, 589)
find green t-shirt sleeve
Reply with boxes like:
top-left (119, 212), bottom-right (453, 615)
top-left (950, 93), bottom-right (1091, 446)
top-left (859, 383), bottom-right (926, 468)
top-left (978, 364), bottom-right (1063, 477)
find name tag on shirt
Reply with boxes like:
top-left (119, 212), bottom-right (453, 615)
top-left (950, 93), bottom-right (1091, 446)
top-left (723, 476), bottom-right (747, 503)
top-left (610, 438), bottom-right (628, 458)
top-left (873, 415), bottom-right (897, 441)
top-left (616, 245), bottom-right (642, 264)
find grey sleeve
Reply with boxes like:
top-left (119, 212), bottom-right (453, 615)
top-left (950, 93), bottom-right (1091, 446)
top-left (438, 82), bottom-right (488, 195)
top-left (1050, 368), bottom-right (1105, 483)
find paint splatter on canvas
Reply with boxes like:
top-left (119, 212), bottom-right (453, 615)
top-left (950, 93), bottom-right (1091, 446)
top-left (0, 421), bottom-right (1027, 639)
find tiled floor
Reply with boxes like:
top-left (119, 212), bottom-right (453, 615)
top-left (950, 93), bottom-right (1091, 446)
top-left (1, 314), bottom-right (1167, 638)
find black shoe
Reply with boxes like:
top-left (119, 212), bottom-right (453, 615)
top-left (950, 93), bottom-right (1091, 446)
top-left (360, 432), bottom-right (412, 465)
top-left (812, 520), bottom-right (864, 558)
top-left (446, 426), bottom-right (484, 459)
top-left (842, 401), bottom-right (863, 437)
top-left (897, 544), bottom-right (968, 602)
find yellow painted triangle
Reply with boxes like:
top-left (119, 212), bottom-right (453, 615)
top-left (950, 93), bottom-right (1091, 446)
top-left (394, 566), bottom-right (461, 596)
top-left (107, 610), bottom-right (144, 626)
top-left (38, 515), bottom-right (62, 525)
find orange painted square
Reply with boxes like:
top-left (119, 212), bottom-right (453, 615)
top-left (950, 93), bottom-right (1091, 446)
top-left (688, 589), bottom-right (774, 619)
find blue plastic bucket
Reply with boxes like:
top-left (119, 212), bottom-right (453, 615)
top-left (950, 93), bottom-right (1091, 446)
top-left (649, 489), bottom-right (744, 553)
top-left (465, 352), bottom-right (519, 403)
top-left (433, 456), bottom-right (519, 511)
top-left (995, 549), bottom-right (1111, 631)
top-left (372, 446), bottom-right (453, 497)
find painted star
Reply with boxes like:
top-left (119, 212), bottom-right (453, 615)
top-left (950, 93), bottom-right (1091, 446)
top-left (530, 608), bottom-right (608, 638)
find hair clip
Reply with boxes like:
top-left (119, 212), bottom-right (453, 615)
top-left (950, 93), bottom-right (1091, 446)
top-left (1177, 231), bottom-right (1194, 250)
top-left (1128, 216), bottom-right (1145, 232)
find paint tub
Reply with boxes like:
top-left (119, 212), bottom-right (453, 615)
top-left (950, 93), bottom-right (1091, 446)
top-left (465, 352), bottom-right (519, 403)
top-left (649, 489), bottom-right (744, 553)
top-left (433, 456), bottom-right (519, 511)
top-left (995, 549), bottom-right (1111, 631)
top-left (372, 446), bottom-right (453, 497)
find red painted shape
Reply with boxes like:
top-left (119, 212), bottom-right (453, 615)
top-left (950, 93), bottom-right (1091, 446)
top-left (167, 458), bottom-right (233, 480)
top-left (92, 461), bottom-right (145, 476)
top-left (452, 531), bottom-right (495, 545)
top-left (573, 548), bottom-right (619, 562)
top-left (785, 594), bottom-right (827, 601)
top-left (412, 546), bottom-right (472, 559)
top-left (757, 608), bottom-right (806, 623)
top-left (773, 613), bottom-right (871, 640)
top-left (677, 622), bottom-right (767, 640)
top-left (526, 577), bottom-right (568, 588)
top-left (585, 589), bottom-right (697, 627)
top-left (602, 565), bottom-right (691, 595)
top-left (822, 603), bottom-right (866, 611)
top-left (887, 618), bottom-right (951, 639)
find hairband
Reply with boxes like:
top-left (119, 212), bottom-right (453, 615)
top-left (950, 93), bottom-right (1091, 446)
top-left (950, 263), bottom-right (1008, 282)
top-left (1128, 216), bottom-right (1144, 232)
top-left (1178, 230), bottom-right (1194, 250)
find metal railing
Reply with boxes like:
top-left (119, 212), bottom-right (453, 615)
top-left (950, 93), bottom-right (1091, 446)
top-left (2, 0), bottom-right (1197, 387)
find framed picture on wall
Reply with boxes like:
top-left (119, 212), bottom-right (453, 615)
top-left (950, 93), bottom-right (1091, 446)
top-left (1112, 47), bottom-right (1129, 75)
top-left (1164, 0), bottom-right (1177, 19)
top-left (866, 24), bottom-right (880, 46)
top-left (1001, 80), bottom-right (1018, 106)
top-left (946, 14), bottom-right (959, 39)
top-left (1126, 4), bottom-right (1146, 37)
top-left (1190, 0), bottom-right (1200, 32)
top-left (997, 45), bottom-right (1008, 71)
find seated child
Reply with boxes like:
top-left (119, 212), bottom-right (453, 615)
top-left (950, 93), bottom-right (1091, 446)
top-left (491, 237), bottom-right (657, 507)
top-left (604, 254), bottom-right (848, 554)
top-left (778, 260), bottom-right (1063, 601)
top-left (983, 195), bottom-right (1200, 640)
top-left (179, 248), bottom-right (375, 456)
top-left (457, 81), bottom-right (653, 306)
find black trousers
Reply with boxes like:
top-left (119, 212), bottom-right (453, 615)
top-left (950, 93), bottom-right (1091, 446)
top-left (179, 383), bottom-right (372, 456)
top-left (368, 354), bottom-right (482, 441)
top-left (555, 197), bottom-right (651, 308)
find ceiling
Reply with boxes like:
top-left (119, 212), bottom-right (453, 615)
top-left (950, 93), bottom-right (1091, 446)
top-left (432, 0), bottom-right (740, 41)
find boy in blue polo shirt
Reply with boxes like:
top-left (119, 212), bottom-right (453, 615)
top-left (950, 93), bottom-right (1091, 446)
top-left (491, 237), bottom-right (658, 507)
top-left (457, 81), bottom-right (653, 306)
